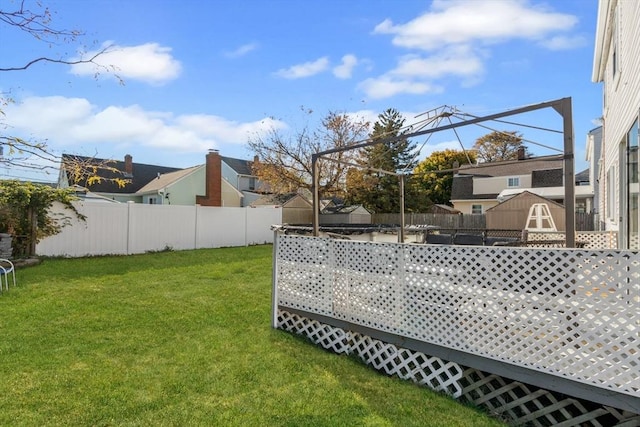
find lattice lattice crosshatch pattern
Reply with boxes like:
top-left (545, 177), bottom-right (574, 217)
top-left (277, 309), bottom-right (640, 426)
top-left (277, 310), bottom-right (463, 397)
top-left (274, 235), bottom-right (640, 423)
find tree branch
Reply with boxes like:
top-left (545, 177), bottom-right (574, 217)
top-left (0, 47), bottom-right (111, 72)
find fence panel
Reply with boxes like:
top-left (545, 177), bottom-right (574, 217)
top-left (36, 202), bottom-right (282, 257)
top-left (372, 213), bottom-right (486, 229)
top-left (246, 207), bottom-right (282, 245)
top-left (36, 202), bottom-right (129, 257)
top-left (196, 207), bottom-right (246, 248)
top-left (128, 204), bottom-right (197, 253)
top-left (375, 212), bottom-right (598, 232)
top-left (575, 212), bottom-right (595, 231)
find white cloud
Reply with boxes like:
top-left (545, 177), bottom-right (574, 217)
top-left (363, 0), bottom-right (580, 99)
top-left (274, 57), bottom-right (330, 79)
top-left (374, 0), bottom-right (578, 50)
top-left (358, 47), bottom-right (485, 99)
top-left (225, 42), bottom-right (259, 58)
top-left (3, 96), bottom-right (286, 154)
top-left (358, 76), bottom-right (442, 99)
top-left (70, 42), bottom-right (182, 85)
top-left (333, 54), bottom-right (358, 79)
top-left (539, 35), bottom-right (587, 50)
top-left (346, 110), bottom-right (378, 129)
top-left (392, 47), bottom-right (484, 81)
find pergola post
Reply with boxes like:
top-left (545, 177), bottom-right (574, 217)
top-left (399, 174), bottom-right (405, 243)
top-left (312, 154), bottom-right (320, 236)
top-left (556, 98), bottom-right (575, 248)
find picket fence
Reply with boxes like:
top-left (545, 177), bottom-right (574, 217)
top-left (36, 202), bottom-right (282, 257)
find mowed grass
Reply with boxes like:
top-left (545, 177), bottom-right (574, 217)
top-left (0, 246), bottom-right (504, 426)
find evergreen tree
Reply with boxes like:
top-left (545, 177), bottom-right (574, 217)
top-left (346, 109), bottom-right (422, 213)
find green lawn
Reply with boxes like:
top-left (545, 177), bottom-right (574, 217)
top-left (0, 246), bottom-right (505, 426)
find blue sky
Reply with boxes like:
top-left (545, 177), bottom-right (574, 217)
top-left (1, 0), bottom-right (601, 183)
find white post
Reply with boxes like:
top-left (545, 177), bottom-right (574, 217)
top-left (271, 229), bottom-right (280, 329)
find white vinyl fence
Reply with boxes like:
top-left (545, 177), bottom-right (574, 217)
top-left (37, 202), bottom-right (281, 257)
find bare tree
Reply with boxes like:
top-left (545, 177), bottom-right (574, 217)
top-left (1, 1), bottom-right (123, 184)
top-left (248, 109), bottom-right (370, 198)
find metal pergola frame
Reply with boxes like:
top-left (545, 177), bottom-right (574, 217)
top-left (311, 97), bottom-right (576, 247)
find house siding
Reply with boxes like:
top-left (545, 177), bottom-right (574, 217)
top-left (595, 0), bottom-right (640, 243)
top-left (221, 180), bottom-right (242, 207)
top-left (474, 175), bottom-right (531, 195)
top-left (167, 168), bottom-right (206, 205)
top-left (452, 200), bottom-right (499, 215)
top-left (221, 161), bottom-right (239, 190)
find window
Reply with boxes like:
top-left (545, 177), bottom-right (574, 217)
top-left (249, 177), bottom-right (256, 191)
top-left (471, 204), bottom-right (482, 215)
top-left (507, 177), bottom-right (520, 187)
top-left (148, 197), bottom-right (156, 205)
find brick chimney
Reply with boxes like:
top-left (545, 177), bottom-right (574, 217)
top-left (517, 146), bottom-right (526, 160)
top-left (124, 154), bottom-right (133, 174)
top-left (196, 150), bottom-right (222, 206)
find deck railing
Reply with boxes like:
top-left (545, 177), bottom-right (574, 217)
top-left (273, 234), bottom-right (639, 416)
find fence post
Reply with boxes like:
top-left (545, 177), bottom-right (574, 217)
top-left (245, 208), bottom-right (249, 247)
top-left (271, 229), bottom-right (280, 329)
top-left (194, 205), bottom-right (200, 250)
top-left (126, 201), bottom-right (134, 255)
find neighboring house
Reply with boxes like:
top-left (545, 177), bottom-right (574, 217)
top-left (450, 153), bottom-right (593, 215)
top-left (59, 151), bottom-right (264, 207)
top-left (58, 154), bottom-right (181, 203)
top-left (592, 0), bottom-right (639, 249)
top-left (135, 165), bottom-right (205, 205)
top-left (196, 150), bottom-right (264, 207)
top-left (221, 155), bottom-right (266, 206)
top-left (69, 185), bottom-right (121, 203)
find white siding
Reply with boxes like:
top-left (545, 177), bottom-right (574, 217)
top-left (598, 0), bottom-right (640, 232)
top-left (473, 175), bottom-right (531, 195)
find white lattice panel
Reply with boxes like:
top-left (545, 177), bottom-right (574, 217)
top-left (460, 369), bottom-right (640, 426)
top-left (349, 331), bottom-right (463, 397)
top-left (277, 309), bottom-right (640, 426)
top-left (528, 231), bottom-right (618, 249)
top-left (275, 235), bottom-right (640, 398)
top-left (277, 309), bottom-right (463, 397)
top-left (278, 310), bottom-right (349, 354)
top-left (276, 237), bottom-right (334, 316)
top-left (332, 241), bottom-right (404, 332)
